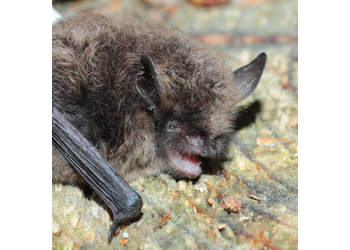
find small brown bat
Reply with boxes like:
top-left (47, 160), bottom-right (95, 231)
top-left (52, 13), bottom-right (267, 243)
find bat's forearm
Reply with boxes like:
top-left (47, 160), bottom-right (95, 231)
top-left (52, 105), bottom-right (142, 243)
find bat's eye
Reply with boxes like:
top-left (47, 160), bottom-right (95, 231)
top-left (165, 121), bottom-right (182, 131)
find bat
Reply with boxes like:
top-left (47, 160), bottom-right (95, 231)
top-left (52, 13), bottom-right (267, 243)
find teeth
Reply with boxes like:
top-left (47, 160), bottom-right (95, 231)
top-left (166, 149), bottom-right (202, 177)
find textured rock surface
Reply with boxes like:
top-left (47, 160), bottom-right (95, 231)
top-left (52, 0), bottom-right (298, 249)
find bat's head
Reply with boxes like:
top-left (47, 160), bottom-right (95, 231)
top-left (136, 52), bottom-right (267, 178)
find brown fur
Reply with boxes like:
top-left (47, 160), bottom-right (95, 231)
top-left (52, 14), bottom-right (243, 184)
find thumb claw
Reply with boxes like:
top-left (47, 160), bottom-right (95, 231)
top-left (108, 218), bottom-right (120, 244)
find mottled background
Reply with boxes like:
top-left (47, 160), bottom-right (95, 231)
top-left (52, 0), bottom-right (298, 249)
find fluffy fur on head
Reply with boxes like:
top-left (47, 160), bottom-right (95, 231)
top-left (52, 13), bottom-right (265, 184)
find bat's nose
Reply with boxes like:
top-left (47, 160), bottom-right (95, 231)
top-left (184, 135), bottom-right (217, 158)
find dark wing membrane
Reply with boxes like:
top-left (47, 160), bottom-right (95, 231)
top-left (52, 105), bottom-right (142, 243)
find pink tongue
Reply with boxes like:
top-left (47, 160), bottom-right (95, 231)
top-left (167, 151), bottom-right (202, 177)
top-left (183, 154), bottom-right (200, 164)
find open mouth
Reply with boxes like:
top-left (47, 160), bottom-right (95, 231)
top-left (166, 150), bottom-right (203, 178)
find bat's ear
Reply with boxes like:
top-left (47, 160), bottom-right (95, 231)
top-left (232, 52), bottom-right (267, 104)
top-left (136, 54), bottom-right (161, 111)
